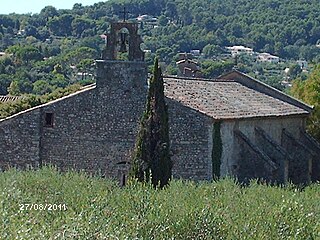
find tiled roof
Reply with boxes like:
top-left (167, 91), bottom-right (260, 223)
top-left (0, 96), bottom-right (24, 103)
top-left (164, 76), bottom-right (310, 120)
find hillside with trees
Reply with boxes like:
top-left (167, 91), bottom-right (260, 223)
top-left (0, 0), bottom-right (320, 118)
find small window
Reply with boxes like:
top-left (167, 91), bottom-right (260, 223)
top-left (45, 112), bottom-right (54, 127)
top-left (121, 174), bottom-right (126, 187)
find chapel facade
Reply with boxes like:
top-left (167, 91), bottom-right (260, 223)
top-left (0, 20), bottom-right (319, 185)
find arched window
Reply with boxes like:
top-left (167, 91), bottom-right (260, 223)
top-left (117, 28), bottom-right (130, 60)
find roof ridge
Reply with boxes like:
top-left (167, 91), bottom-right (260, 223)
top-left (163, 75), bottom-right (235, 82)
top-left (218, 70), bottom-right (313, 112)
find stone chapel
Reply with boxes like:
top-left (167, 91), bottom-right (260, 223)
top-left (0, 20), bottom-right (319, 185)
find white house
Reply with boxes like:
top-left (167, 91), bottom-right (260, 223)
top-left (226, 45), bottom-right (254, 57)
top-left (258, 53), bottom-right (280, 63)
top-left (190, 49), bottom-right (201, 56)
top-left (136, 15), bottom-right (158, 25)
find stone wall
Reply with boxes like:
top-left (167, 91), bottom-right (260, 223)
top-left (234, 130), bottom-right (277, 183)
top-left (0, 61), bottom-right (148, 183)
top-left (0, 109), bottom-right (41, 170)
top-left (41, 61), bottom-right (147, 180)
top-left (0, 59), bottom-right (215, 182)
top-left (299, 131), bottom-right (320, 181)
top-left (167, 98), bottom-right (213, 181)
top-left (220, 116), bottom-right (308, 183)
top-left (282, 130), bottom-right (313, 184)
top-left (255, 127), bottom-right (289, 183)
top-left (0, 61), bottom-right (317, 184)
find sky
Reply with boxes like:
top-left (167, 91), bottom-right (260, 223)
top-left (0, 0), bottom-right (102, 14)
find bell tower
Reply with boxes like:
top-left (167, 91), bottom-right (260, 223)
top-left (96, 17), bottom-right (147, 90)
top-left (94, 16), bottom-right (148, 183)
top-left (101, 20), bottom-right (145, 61)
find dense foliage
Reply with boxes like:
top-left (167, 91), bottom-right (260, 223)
top-left (1, 0), bottom-right (320, 79)
top-left (0, 84), bottom-right (83, 119)
top-left (130, 59), bottom-right (172, 188)
top-left (291, 65), bottom-right (320, 142)
top-left (0, 44), bottom-right (96, 97)
top-left (138, 0), bottom-right (320, 62)
top-left (0, 167), bottom-right (319, 239)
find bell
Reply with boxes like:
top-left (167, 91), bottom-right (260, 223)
top-left (119, 41), bottom-right (127, 53)
top-left (119, 32), bottom-right (127, 53)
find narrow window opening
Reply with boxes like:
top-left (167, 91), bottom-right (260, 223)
top-left (45, 113), bottom-right (54, 127)
top-left (121, 174), bottom-right (126, 187)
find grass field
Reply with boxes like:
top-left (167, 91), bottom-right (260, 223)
top-left (0, 167), bottom-right (319, 239)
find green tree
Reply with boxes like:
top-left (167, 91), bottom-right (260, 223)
top-left (8, 80), bottom-right (21, 95)
top-left (47, 14), bottom-right (74, 36)
top-left (76, 59), bottom-right (95, 80)
top-left (291, 65), bottom-right (320, 141)
top-left (72, 17), bottom-right (95, 38)
top-left (16, 46), bottom-right (43, 65)
top-left (202, 60), bottom-right (234, 78)
top-left (33, 80), bottom-right (52, 95)
top-left (39, 6), bottom-right (59, 19)
top-left (203, 44), bottom-right (223, 58)
top-left (158, 15), bottom-right (168, 26)
top-left (0, 74), bottom-right (12, 95)
top-left (165, 1), bottom-right (178, 19)
top-left (24, 25), bottom-right (38, 38)
top-left (288, 64), bottom-right (302, 79)
top-left (64, 47), bottom-right (98, 66)
top-left (130, 59), bottom-right (172, 188)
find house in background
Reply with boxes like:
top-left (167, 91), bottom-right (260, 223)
top-left (226, 45), bottom-right (254, 57)
top-left (136, 14), bottom-right (158, 28)
top-left (176, 53), bottom-right (203, 78)
top-left (258, 53), bottom-right (280, 63)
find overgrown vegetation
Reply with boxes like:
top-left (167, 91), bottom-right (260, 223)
top-left (0, 167), bottom-right (319, 239)
top-left (130, 59), bottom-right (172, 188)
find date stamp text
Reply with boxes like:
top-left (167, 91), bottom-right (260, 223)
top-left (19, 203), bottom-right (67, 211)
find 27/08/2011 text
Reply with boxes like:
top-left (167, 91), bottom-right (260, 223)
top-left (19, 203), bottom-right (67, 211)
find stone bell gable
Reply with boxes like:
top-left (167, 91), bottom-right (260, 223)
top-left (102, 21), bottom-right (144, 61)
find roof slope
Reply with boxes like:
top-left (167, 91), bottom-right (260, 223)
top-left (164, 73), bottom-right (310, 120)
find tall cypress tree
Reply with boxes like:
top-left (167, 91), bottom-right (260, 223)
top-left (129, 58), bottom-right (172, 188)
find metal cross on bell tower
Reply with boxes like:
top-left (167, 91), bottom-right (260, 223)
top-left (120, 6), bottom-right (130, 22)
top-left (102, 6), bottom-right (144, 61)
